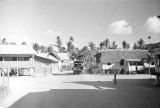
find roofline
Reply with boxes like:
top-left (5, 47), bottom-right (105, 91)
top-left (35, 55), bottom-right (58, 63)
top-left (100, 49), bottom-right (148, 52)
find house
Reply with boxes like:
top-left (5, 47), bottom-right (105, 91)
top-left (83, 49), bottom-right (98, 68)
top-left (0, 45), bottom-right (59, 76)
top-left (100, 49), bottom-right (149, 74)
top-left (57, 53), bottom-right (73, 72)
top-left (151, 48), bottom-right (160, 85)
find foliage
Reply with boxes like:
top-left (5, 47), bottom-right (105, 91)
top-left (122, 40), bottom-right (130, 49)
top-left (133, 43), bottom-right (138, 49)
top-left (56, 36), bottom-right (62, 52)
top-left (66, 36), bottom-right (76, 60)
top-left (33, 43), bottom-right (40, 53)
top-left (88, 41), bottom-right (96, 49)
top-left (111, 41), bottom-right (118, 49)
top-left (40, 45), bottom-right (48, 53)
top-left (132, 38), bottom-right (146, 50)
top-left (137, 38), bottom-right (145, 49)
top-left (104, 38), bottom-right (110, 49)
top-left (99, 38), bottom-right (110, 50)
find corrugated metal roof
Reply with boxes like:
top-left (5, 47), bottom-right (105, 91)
top-left (0, 45), bottom-right (35, 55)
top-left (36, 53), bottom-right (59, 62)
top-left (101, 49), bottom-right (148, 63)
top-left (58, 53), bottom-right (70, 60)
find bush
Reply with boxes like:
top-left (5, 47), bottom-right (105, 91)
top-left (139, 68), bottom-right (155, 74)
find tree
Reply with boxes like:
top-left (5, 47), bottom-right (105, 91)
top-left (104, 38), bottom-right (110, 49)
top-left (21, 42), bottom-right (27, 45)
top-left (122, 40), bottom-right (130, 49)
top-left (48, 46), bottom-right (53, 54)
top-left (66, 36), bottom-right (76, 60)
top-left (111, 41), bottom-right (118, 49)
top-left (66, 41), bottom-right (72, 52)
top-left (99, 41), bottom-right (104, 50)
top-left (142, 53), bottom-right (153, 75)
top-left (137, 38), bottom-right (145, 50)
top-left (33, 43), bottom-right (40, 53)
top-left (2, 38), bottom-right (6, 44)
top-left (56, 36), bottom-right (62, 52)
top-left (61, 46), bottom-right (66, 53)
top-left (88, 41), bottom-right (96, 50)
top-left (70, 36), bottom-right (74, 42)
top-left (40, 45), bottom-right (48, 53)
top-left (133, 43), bottom-right (138, 50)
top-left (67, 36), bottom-right (74, 52)
top-left (76, 46), bottom-right (89, 61)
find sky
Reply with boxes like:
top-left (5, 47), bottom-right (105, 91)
top-left (0, 0), bottom-right (160, 48)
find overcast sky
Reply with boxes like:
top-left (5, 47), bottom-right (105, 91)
top-left (0, 0), bottom-right (160, 48)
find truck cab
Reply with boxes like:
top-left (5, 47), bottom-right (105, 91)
top-left (73, 61), bottom-right (83, 74)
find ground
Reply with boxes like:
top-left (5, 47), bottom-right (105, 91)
top-left (0, 74), bottom-right (160, 108)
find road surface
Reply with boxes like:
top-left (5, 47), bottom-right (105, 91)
top-left (0, 74), bottom-right (160, 108)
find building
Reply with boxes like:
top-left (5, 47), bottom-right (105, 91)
top-left (100, 49), bottom-right (149, 74)
top-left (0, 45), bottom-right (59, 76)
top-left (57, 53), bottom-right (73, 72)
top-left (151, 48), bottom-right (160, 85)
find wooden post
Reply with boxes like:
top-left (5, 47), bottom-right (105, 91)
top-left (32, 55), bottom-right (35, 77)
top-left (17, 56), bottom-right (19, 76)
top-left (114, 70), bottom-right (117, 85)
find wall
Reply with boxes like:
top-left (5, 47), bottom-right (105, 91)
top-left (34, 56), bottom-right (52, 75)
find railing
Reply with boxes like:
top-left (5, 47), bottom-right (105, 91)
top-left (0, 61), bottom-right (32, 68)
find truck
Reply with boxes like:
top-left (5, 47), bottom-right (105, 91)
top-left (73, 61), bottom-right (83, 74)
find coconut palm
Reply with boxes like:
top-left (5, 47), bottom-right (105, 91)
top-left (33, 43), bottom-right (40, 53)
top-left (56, 36), bottom-right (62, 52)
top-left (122, 40), bottom-right (130, 49)
top-left (104, 38), bottom-right (110, 49)
top-left (143, 52), bottom-right (153, 75)
top-left (111, 41), bottom-right (118, 49)
top-left (88, 41), bottom-right (96, 50)
top-left (137, 38), bottom-right (145, 49)
top-left (133, 43), bottom-right (138, 50)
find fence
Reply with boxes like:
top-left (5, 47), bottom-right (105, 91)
top-left (0, 68), bottom-right (9, 97)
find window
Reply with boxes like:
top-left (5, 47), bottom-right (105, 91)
top-left (137, 62), bottom-right (143, 66)
top-left (151, 62), bottom-right (154, 65)
top-left (120, 59), bottom-right (125, 65)
top-left (4, 57), bottom-right (17, 61)
top-left (18, 57), bottom-right (29, 61)
top-left (107, 63), bottom-right (111, 65)
top-left (0, 57), bottom-right (2, 61)
top-left (133, 62), bottom-right (137, 66)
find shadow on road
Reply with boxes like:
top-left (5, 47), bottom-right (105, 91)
top-left (9, 79), bottom-right (160, 108)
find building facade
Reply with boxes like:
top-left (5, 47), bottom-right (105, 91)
top-left (0, 45), bottom-right (59, 76)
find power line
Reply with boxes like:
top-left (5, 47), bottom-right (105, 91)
top-left (20, 0), bottom-right (53, 36)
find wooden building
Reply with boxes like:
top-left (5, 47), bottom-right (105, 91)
top-left (0, 45), bottom-right (59, 76)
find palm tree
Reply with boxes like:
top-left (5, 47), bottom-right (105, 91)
top-left (70, 36), bottom-right (74, 42)
top-left (143, 53), bottom-right (153, 75)
top-left (122, 41), bottom-right (127, 49)
top-left (56, 36), bottom-right (62, 52)
top-left (33, 43), bottom-right (40, 53)
top-left (122, 40), bottom-right (130, 49)
top-left (133, 43), bottom-right (138, 50)
top-left (2, 38), bottom-right (6, 44)
top-left (104, 38), bottom-right (110, 49)
top-left (88, 41), bottom-right (96, 50)
top-left (61, 46), bottom-right (66, 53)
top-left (111, 41), bottom-right (118, 49)
top-left (137, 38), bottom-right (145, 49)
